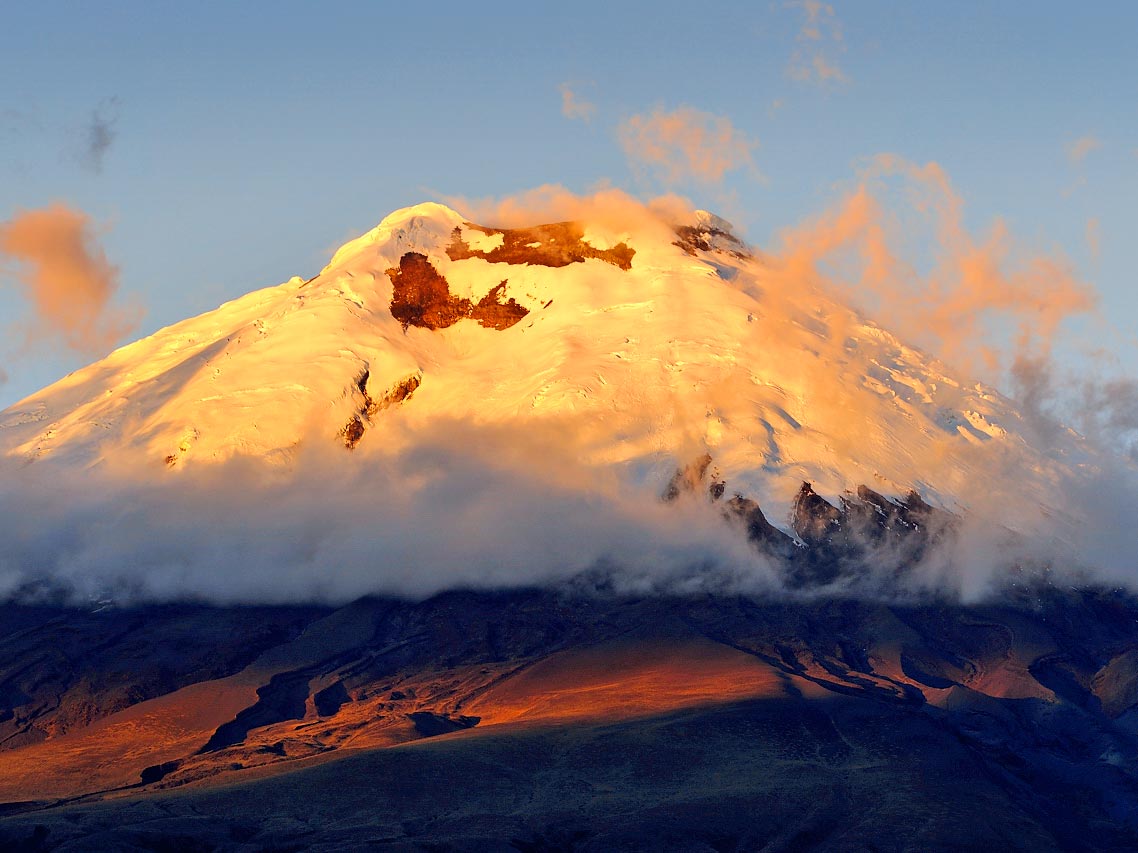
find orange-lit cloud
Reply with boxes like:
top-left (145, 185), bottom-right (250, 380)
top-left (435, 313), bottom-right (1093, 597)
top-left (1067, 135), bottom-right (1101, 165)
top-left (0, 422), bottom-right (777, 604)
top-left (1062, 136), bottom-right (1102, 196)
top-left (438, 183), bottom-right (695, 236)
top-left (444, 167), bottom-right (1093, 387)
top-left (559, 83), bottom-right (595, 123)
top-left (618, 106), bottom-right (758, 187)
top-left (786, 0), bottom-right (847, 85)
top-left (0, 203), bottom-right (137, 353)
top-left (766, 154), bottom-right (1096, 379)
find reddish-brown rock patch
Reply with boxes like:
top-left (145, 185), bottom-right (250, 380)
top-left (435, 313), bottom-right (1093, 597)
top-left (447, 222), bottom-right (634, 270)
top-left (386, 252), bottom-right (529, 331)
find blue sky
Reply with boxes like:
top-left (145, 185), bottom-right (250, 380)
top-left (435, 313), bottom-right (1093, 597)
top-left (1, 1), bottom-right (1135, 408)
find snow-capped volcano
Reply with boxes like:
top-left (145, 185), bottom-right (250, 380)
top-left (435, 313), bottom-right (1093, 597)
top-left (0, 202), bottom-right (1086, 534)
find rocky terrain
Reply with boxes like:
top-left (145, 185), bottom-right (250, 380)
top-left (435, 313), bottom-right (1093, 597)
top-left (1, 579), bottom-right (1138, 850)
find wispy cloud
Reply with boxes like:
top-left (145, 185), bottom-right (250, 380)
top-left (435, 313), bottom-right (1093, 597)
top-left (1, 109), bottom-right (43, 173)
top-left (436, 183), bottom-right (694, 236)
top-left (769, 153), bottom-right (1096, 381)
top-left (1062, 135), bottom-right (1103, 196)
top-left (1, 108), bottom-right (41, 139)
top-left (0, 203), bottom-right (138, 353)
top-left (79, 97), bottom-right (119, 174)
top-left (559, 83), bottom-right (595, 123)
top-left (786, 0), bottom-right (848, 85)
top-left (618, 106), bottom-right (758, 187)
top-left (1067, 135), bottom-right (1101, 166)
top-left (1086, 217), bottom-right (1102, 261)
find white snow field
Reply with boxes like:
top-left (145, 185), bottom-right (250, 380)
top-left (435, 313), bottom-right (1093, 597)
top-left (0, 202), bottom-right (1095, 554)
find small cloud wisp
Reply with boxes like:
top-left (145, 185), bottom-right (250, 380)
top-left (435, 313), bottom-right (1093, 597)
top-left (785, 0), bottom-right (848, 85)
top-left (0, 203), bottom-right (137, 354)
top-left (617, 106), bottom-right (758, 187)
top-left (559, 83), bottom-right (595, 123)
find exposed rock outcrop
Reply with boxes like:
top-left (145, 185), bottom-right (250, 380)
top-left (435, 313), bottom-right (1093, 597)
top-left (447, 222), bottom-right (635, 270)
top-left (662, 453), bottom-right (719, 502)
top-left (662, 456), bottom-right (955, 587)
top-left (387, 252), bottom-right (529, 331)
top-left (673, 223), bottom-right (749, 259)
top-left (341, 369), bottom-right (422, 449)
top-left (724, 495), bottom-right (797, 559)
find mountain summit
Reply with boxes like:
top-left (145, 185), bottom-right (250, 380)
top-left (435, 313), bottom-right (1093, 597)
top-left (0, 202), bottom-right (1083, 546)
top-left (3, 205), bottom-right (1138, 851)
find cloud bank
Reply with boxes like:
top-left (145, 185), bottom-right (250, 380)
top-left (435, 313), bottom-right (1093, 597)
top-left (1, 402), bottom-right (1133, 607)
top-left (0, 425), bottom-right (776, 605)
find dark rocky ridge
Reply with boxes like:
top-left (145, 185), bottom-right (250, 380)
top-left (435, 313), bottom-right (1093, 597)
top-left (664, 454), bottom-right (956, 588)
top-left (673, 222), bottom-right (751, 259)
top-left (341, 368), bottom-right (422, 449)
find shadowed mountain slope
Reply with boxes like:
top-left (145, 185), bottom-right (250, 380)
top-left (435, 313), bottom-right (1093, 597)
top-left (2, 587), bottom-right (1138, 850)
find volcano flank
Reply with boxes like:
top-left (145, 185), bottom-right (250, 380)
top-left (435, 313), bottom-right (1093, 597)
top-left (0, 201), bottom-right (1136, 850)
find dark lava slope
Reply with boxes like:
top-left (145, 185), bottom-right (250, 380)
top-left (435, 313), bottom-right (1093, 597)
top-left (1, 582), bottom-right (1138, 850)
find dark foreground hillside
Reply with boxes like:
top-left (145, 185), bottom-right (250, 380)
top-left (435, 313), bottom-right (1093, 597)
top-left (2, 586), bottom-right (1138, 851)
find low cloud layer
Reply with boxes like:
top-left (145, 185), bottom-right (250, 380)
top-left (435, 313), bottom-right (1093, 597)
top-left (0, 426), bottom-right (776, 605)
top-left (1, 406), bottom-right (1133, 607)
top-left (0, 203), bottom-right (137, 354)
